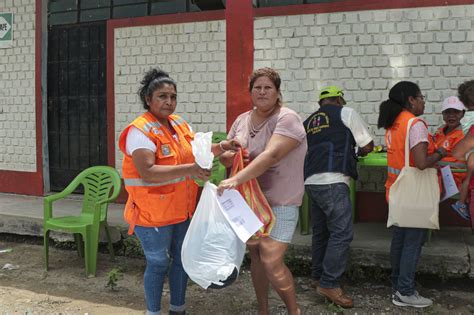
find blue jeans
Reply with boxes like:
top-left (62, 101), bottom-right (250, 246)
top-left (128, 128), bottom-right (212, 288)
top-left (134, 220), bottom-right (190, 315)
top-left (390, 226), bottom-right (427, 296)
top-left (306, 183), bottom-right (354, 288)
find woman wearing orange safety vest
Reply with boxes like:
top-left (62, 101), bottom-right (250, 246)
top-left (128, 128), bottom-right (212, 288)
top-left (433, 125), bottom-right (465, 187)
top-left (119, 68), bottom-right (240, 315)
top-left (433, 96), bottom-right (466, 200)
top-left (377, 81), bottom-right (447, 309)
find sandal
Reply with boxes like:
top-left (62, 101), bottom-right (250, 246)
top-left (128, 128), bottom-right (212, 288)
top-left (451, 201), bottom-right (471, 221)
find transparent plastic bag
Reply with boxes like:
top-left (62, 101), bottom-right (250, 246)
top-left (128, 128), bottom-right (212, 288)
top-left (191, 131), bottom-right (214, 170)
top-left (182, 182), bottom-right (246, 289)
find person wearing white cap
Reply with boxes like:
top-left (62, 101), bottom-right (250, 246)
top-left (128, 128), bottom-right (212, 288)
top-left (433, 96), bottom-right (470, 220)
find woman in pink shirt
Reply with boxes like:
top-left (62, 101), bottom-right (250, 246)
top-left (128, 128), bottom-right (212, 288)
top-left (217, 68), bottom-right (307, 315)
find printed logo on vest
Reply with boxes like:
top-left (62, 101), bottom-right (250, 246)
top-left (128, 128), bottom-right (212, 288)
top-left (306, 112), bottom-right (330, 134)
top-left (151, 127), bottom-right (164, 136)
top-left (161, 144), bottom-right (171, 156)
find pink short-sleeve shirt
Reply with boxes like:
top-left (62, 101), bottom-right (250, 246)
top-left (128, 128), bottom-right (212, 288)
top-left (228, 107), bottom-right (307, 206)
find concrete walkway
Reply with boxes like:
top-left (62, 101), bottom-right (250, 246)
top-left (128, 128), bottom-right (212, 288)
top-left (0, 192), bottom-right (473, 279)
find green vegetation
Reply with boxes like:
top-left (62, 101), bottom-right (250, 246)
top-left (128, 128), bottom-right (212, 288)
top-left (106, 267), bottom-right (124, 291)
top-left (326, 301), bottom-right (344, 313)
top-left (118, 231), bottom-right (144, 258)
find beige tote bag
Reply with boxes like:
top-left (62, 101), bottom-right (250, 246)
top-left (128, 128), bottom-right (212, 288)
top-left (387, 118), bottom-right (440, 229)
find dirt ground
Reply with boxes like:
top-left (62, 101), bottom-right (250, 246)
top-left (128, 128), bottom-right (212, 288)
top-left (1, 238), bottom-right (474, 315)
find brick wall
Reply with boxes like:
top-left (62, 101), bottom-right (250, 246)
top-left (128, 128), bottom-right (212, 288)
top-left (114, 20), bottom-right (226, 170)
top-left (0, 0), bottom-right (36, 172)
top-left (254, 5), bottom-right (474, 192)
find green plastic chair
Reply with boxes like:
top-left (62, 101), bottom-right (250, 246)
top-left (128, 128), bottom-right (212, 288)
top-left (209, 157), bottom-right (227, 185)
top-left (211, 132), bottom-right (228, 185)
top-left (43, 166), bottom-right (122, 277)
top-left (211, 131), bottom-right (227, 183)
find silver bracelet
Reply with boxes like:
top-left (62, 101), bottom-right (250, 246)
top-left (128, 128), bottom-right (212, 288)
top-left (219, 141), bottom-right (227, 152)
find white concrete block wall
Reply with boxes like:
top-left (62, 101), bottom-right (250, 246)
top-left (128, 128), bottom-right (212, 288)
top-left (114, 20), bottom-right (226, 170)
top-left (255, 5), bottom-right (474, 141)
top-left (254, 5), bottom-right (474, 192)
top-left (0, 0), bottom-right (36, 172)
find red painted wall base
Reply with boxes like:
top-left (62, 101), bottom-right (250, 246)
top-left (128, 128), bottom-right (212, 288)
top-left (356, 191), bottom-right (471, 227)
top-left (0, 171), bottom-right (43, 196)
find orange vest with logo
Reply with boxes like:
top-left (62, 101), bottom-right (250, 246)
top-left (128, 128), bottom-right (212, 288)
top-left (119, 112), bottom-right (198, 234)
top-left (433, 125), bottom-right (466, 188)
top-left (385, 111), bottom-right (436, 201)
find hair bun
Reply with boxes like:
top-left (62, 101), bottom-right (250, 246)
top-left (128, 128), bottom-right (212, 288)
top-left (154, 69), bottom-right (170, 79)
top-left (140, 68), bottom-right (169, 87)
top-left (149, 68), bottom-right (170, 82)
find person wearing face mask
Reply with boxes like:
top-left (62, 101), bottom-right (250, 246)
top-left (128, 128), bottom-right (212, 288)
top-left (378, 81), bottom-right (447, 309)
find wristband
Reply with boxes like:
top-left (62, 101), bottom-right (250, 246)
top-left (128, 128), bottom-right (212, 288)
top-left (219, 141), bottom-right (227, 152)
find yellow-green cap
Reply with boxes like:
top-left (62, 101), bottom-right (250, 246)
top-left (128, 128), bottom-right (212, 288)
top-left (319, 85), bottom-right (346, 105)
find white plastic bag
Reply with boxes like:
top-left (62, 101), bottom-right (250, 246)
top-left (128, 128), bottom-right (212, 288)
top-left (191, 131), bottom-right (214, 170)
top-left (182, 182), bottom-right (246, 289)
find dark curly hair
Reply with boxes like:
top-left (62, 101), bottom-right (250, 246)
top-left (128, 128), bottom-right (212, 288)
top-left (377, 81), bottom-right (421, 129)
top-left (458, 80), bottom-right (474, 110)
top-left (138, 68), bottom-right (177, 110)
top-left (248, 67), bottom-right (282, 107)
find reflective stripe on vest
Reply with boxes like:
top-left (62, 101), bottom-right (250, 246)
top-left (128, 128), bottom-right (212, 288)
top-left (143, 121), bottom-right (162, 133)
top-left (171, 117), bottom-right (186, 127)
top-left (142, 117), bottom-right (186, 134)
top-left (387, 166), bottom-right (401, 175)
top-left (437, 161), bottom-right (466, 169)
top-left (124, 177), bottom-right (187, 187)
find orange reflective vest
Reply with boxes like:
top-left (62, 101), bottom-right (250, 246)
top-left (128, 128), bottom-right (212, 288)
top-left (433, 125), bottom-right (466, 188)
top-left (118, 112), bottom-right (198, 234)
top-left (385, 111), bottom-right (436, 201)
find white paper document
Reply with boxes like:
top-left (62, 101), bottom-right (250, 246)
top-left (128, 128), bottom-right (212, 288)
top-left (440, 165), bottom-right (459, 201)
top-left (217, 189), bottom-right (264, 243)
